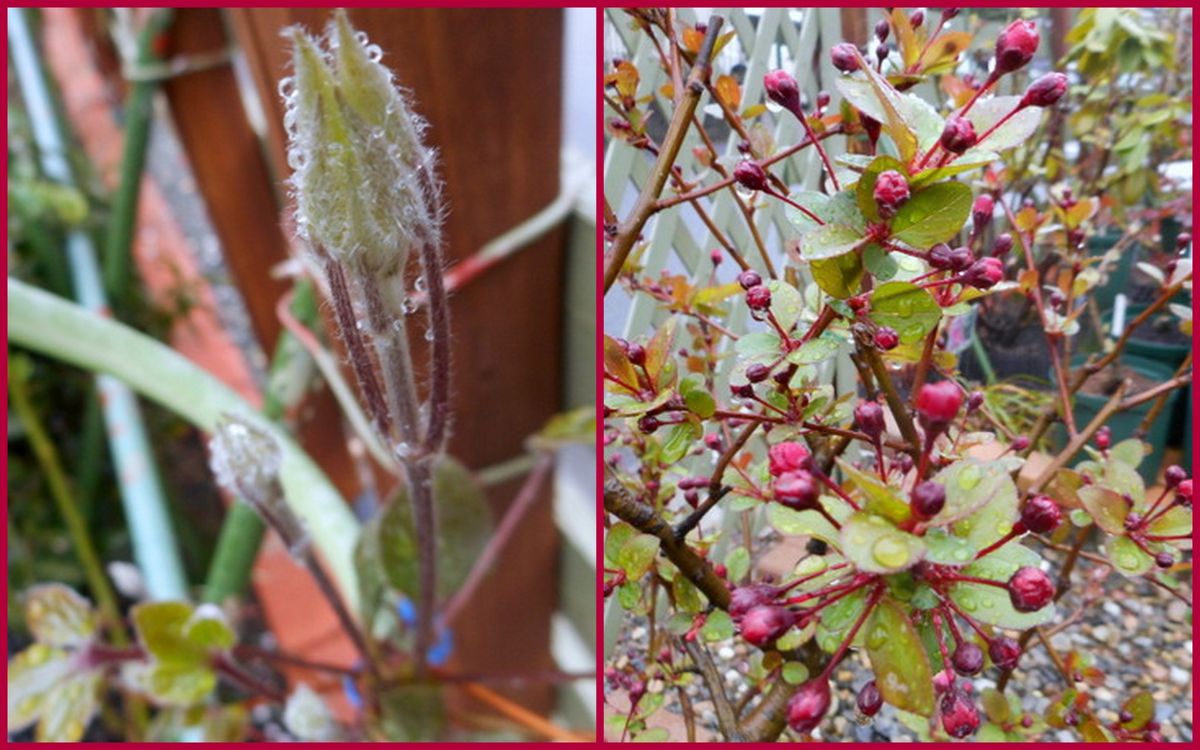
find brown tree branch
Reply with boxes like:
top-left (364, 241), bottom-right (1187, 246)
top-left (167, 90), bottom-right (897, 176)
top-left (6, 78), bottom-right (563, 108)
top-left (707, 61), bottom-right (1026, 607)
top-left (604, 17), bottom-right (725, 293)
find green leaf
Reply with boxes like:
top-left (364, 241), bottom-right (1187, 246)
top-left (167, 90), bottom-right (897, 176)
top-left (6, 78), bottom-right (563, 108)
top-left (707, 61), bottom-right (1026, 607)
top-left (375, 684), bottom-right (444, 741)
top-left (787, 334), bottom-right (842, 365)
top-left (1103, 460), bottom-right (1145, 507)
top-left (863, 243), bottom-right (899, 280)
top-left (701, 610), bottom-right (734, 642)
top-left (923, 528), bottom-right (977, 566)
top-left (724, 546), bottom-right (751, 584)
top-left (838, 460), bottom-right (911, 524)
top-left (35, 671), bottom-right (101, 742)
top-left (1077, 486), bottom-right (1128, 534)
top-left (817, 587), bottom-right (869, 652)
top-left (132, 602), bottom-right (208, 665)
top-left (604, 522), bottom-right (638, 566)
top-left (810, 251), bottom-right (864, 299)
top-left (835, 66), bottom-right (919, 161)
top-left (766, 504), bottom-right (841, 549)
top-left (23, 584), bottom-right (96, 648)
top-left (909, 150), bottom-right (1001, 186)
top-left (797, 223), bottom-right (864, 261)
top-left (680, 376), bottom-right (717, 419)
top-left (979, 687), bottom-right (1012, 724)
top-left (619, 534), bottom-right (661, 579)
top-left (1105, 535), bottom-right (1153, 577)
top-left (1119, 691), bottom-right (1154, 731)
top-left (735, 331), bottom-right (783, 359)
top-left (183, 604), bottom-right (236, 652)
top-left (865, 597), bottom-right (935, 717)
top-left (1109, 438), bottom-right (1145, 468)
top-left (868, 281), bottom-right (942, 345)
top-left (1146, 505), bottom-right (1191, 537)
top-left (660, 419), bottom-right (701, 465)
top-left (855, 156), bottom-right (907, 222)
top-left (766, 280), bottom-right (805, 333)
top-left (782, 662), bottom-right (810, 685)
top-left (964, 96), bottom-right (1044, 153)
top-left (934, 458), bottom-right (1018, 528)
top-left (788, 190), bottom-right (867, 234)
top-left (377, 457), bottom-right (492, 600)
top-left (633, 727), bottom-right (670, 742)
top-left (948, 467), bottom-right (1019, 551)
top-left (890, 181), bottom-right (972, 248)
top-left (130, 660), bottom-right (218, 707)
top-left (7, 643), bottom-right (71, 734)
top-left (840, 513), bottom-right (927, 573)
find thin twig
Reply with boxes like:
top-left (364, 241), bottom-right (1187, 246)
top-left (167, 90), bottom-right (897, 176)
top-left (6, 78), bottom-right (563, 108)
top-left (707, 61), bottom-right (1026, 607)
top-left (683, 639), bottom-right (747, 741)
top-left (442, 453), bottom-right (553, 625)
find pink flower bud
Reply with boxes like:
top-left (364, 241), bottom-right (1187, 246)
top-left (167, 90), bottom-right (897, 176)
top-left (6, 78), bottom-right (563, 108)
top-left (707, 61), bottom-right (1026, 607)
top-left (768, 442), bottom-right (812, 476)
top-left (916, 380), bottom-right (962, 428)
top-left (994, 19), bottom-right (1039, 74)
top-left (1020, 72), bottom-right (1068, 108)
top-left (939, 115), bottom-right (977, 154)
top-left (830, 43), bottom-right (860, 73)
top-left (873, 170), bottom-right (910, 219)
top-left (962, 257), bottom-right (1004, 289)
top-left (733, 160), bottom-right (770, 191)
top-left (971, 194), bottom-right (994, 230)
top-left (763, 69), bottom-right (802, 115)
top-left (787, 678), bottom-right (832, 734)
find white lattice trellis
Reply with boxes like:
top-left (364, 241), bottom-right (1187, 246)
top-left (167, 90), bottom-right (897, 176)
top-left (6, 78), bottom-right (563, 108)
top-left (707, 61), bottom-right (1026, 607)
top-left (603, 8), bottom-right (863, 655)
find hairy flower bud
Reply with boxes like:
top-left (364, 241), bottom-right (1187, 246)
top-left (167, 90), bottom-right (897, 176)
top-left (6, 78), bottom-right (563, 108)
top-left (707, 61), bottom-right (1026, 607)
top-left (939, 115), bottom-right (976, 154)
top-left (994, 19), bottom-right (1039, 74)
top-left (209, 414), bottom-right (308, 558)
top-left (1020, 72), bottom-right (1068, 108)
top-left (285, 11), bottom-right (441, 276)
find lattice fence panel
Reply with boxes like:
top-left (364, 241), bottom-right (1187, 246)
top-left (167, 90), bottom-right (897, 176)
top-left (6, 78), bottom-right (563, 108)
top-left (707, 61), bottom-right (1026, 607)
top-left (603, 8), bottom-right (862, 653)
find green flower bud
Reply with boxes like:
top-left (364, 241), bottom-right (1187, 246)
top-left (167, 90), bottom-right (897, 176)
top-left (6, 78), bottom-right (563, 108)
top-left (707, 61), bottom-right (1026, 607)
top-left (284, 11), bottom-right (441, 277)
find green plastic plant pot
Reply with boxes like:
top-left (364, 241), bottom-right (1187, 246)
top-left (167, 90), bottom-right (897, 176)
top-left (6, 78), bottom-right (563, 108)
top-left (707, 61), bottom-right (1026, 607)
top-left (1053, 354), bottom-right (1179, 483)
top-left (1088, 231), bottom-right (1138, 311)
top-left (1100, 305), bottom-right (1190, 369)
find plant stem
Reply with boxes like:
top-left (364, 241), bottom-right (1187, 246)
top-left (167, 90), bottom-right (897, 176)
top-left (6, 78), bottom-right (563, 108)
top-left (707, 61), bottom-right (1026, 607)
top-left (1028, 381), bottom-right (1127, 494)
top-left (417, 236), bottom-right (452, 454)
top-left (859, 345), bottom-right (922, 457)
top-left (605, 17), bottom-right (724, 293)
top-left (442, 453), bottom-right (553, 626)
top-left (204, 280), bottom-right (319, 604)
top-left (8, 357), bottom-right (126, 643)
top-left (102, 9), bottom-right (174, 301)
top-left (302, 547), bottom-right (377, 680)
top-left (675, 422), bottom-right (758, 539)
top-left (683, 639), bottom-right (747, 741)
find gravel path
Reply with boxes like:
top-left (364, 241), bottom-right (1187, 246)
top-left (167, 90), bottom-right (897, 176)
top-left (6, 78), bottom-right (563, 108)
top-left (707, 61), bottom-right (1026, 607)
top-left (605, 538), bottom-right (1192, 742)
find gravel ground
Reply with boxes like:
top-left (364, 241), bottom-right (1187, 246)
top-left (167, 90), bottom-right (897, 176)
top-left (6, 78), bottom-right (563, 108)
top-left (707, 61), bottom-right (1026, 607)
top-left (605, 538), bottom-right (1192, 742)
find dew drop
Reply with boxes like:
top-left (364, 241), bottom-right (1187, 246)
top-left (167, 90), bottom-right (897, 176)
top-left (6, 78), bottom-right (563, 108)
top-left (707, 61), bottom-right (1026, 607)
top-left (958, 465), bottom-right (982, 490)
top-left (872, 535), bottom-right (910, 568)
top-left (414, 275), bottom-right (427, 292)
top-left (424, 329), bottom-right (435, 342)
top-left (401, 297), bottom-right (418, 315)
